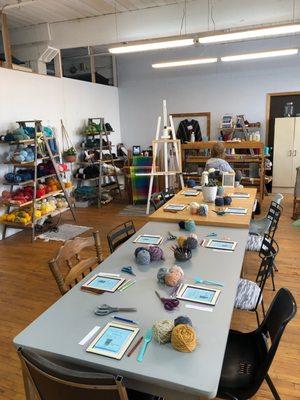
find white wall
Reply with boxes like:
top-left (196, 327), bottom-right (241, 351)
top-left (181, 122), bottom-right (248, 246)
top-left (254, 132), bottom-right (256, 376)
top-left (117, 36), bottom-right (300, 147)
top-left (0, 67), bottom-right (121, 237)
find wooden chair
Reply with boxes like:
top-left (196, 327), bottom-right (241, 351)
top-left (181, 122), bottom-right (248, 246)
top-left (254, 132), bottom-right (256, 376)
top-left (292, 166), bottom-right (300, 220)
top-left (48, 231), bottom-right (103, 295)
top-left (18, 347), bottom-right (156, 400)
top-left (107, 221), bottom-right (136, 253)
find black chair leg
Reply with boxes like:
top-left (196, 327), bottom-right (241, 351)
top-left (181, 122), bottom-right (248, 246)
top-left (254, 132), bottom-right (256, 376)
top-left (255, 309), bottom-right (260, 326)
top-left (261, 299), bottom-right (266, 318)
top-left (266, 374), bottom-right (281, 400)
top-left (273, 261), bottom-right (278, 272)
top-left (271, 268), bottom-right (276, 292)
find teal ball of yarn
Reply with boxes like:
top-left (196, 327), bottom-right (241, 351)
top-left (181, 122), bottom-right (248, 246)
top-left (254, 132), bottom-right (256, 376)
top-left (224, 196), bottom-right (232, 206)
top-left (184, 220), bottom-right (196, 232)
top-left (174, 315), bottom-right (193, 327)
top-left (215, 197), bottom-right (225, 207)
top-left (135, 248), bottom-right (151, 265)
top-left (217, 186), bottom-right (225, 196)
top-left (199, 204), bottom-right (208, 216)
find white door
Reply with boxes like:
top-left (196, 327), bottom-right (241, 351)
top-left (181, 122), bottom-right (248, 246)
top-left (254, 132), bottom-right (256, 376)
top-left (273, 117), bottom-right (295, 187)
top-left (292, 117), bottom-right (300, 186)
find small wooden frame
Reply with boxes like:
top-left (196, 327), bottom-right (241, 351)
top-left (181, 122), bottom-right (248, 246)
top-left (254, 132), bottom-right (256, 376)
top-left (177, 284), bottom-right (221, 306)
top-left (81, 273), bottom-right (125, 294)
top-left (205, 239), bottom-right (237, 251)
top-left (181, 190), bottom-right (199, 196)
top-left (87, 322), bottom-right (139, 360)
top-left (164, 203), bottom-right (186, 212)
top-left (224, 207), bottom-right (248, 215)
top-left (133, 234), bottom-right (163, 245)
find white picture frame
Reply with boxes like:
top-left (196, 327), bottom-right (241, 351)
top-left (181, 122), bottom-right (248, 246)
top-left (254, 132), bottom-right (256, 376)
top-left (181, 190), bottom-right (199, 196)
top-left (229, 192), bottom-right (250, 198)
top-left (164, 204), bottom-right (186, 211)
top-left (133, 234), bottom-right (163, 245)
top-left (222, 172), bottom-right (235, 188)
top-left (87, 322), bottom-right (139, 360)
top-left (81, 273), bottom-right (125, 294)
top-left (205, 239), bottom-right (237, 251)
top-left (177, 284), bottom-right (221, 306)
top-left (224, 207), bottom-right (248, 215)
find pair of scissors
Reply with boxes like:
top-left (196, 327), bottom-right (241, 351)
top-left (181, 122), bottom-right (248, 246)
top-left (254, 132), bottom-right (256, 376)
top-left (95, 304), bottom-right (137, 316)
top-left (121, 266), bottom-right (136, 276)
top-left (212, 210), bottom-right (225, 216)
top-left (155, 291), bottom-right (179, 311)
top-left (167, 231), bottom-right (177, 241)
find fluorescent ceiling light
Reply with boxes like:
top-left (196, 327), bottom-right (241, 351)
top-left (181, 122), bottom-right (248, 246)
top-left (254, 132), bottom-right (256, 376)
top-left (221, 48), bottom-right (298, 62)
top-left (199, 24), bottom-right (300, 44)
top-left (152, 58), bottom-right (218, 68)
top-left (109, 38), bottom-right (194, 54)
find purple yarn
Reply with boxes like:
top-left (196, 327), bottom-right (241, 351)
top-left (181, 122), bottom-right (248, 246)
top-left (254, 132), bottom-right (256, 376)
top-left (148, 245), bottom-right (164, 261)
top-left (185, 237), bottom-right (198, 250)
top-left (224, 196), bottom-right (232, 205)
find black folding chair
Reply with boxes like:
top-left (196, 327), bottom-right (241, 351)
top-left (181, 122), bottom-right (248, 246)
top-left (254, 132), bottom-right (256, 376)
top-left (150, 192), bottom-right (166, 210)
top-left (107, 220), bottom-right (136, 253)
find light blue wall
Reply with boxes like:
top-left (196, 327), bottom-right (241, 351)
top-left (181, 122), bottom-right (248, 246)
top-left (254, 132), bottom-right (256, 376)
top-left (117, 35), bottom-right (300, 147)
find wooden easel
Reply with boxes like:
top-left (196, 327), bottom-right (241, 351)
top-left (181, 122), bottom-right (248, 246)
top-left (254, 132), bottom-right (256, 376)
top-left (138, 100), bottom-right (184, 214)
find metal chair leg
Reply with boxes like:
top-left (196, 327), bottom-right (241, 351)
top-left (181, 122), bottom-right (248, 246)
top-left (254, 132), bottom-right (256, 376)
top-left (255, 310), bottom-right (260, 326)
top-left (273, 261), bottom-right (278, 272)
top-left (271, 268), bottom-right (276, 292)
top-left (261, 299), bottom-right (266, 318)
top-left (266, 374), bottom-right (281, 400)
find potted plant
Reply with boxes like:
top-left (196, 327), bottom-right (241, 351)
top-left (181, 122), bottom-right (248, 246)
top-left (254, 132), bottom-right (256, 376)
top-left (202, 178), bottom-right (218, 202)
top-left (63, 147), bottom-right (77, 163)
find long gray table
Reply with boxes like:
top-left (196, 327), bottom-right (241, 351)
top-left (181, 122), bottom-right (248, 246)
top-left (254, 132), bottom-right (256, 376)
top-left (14, 222), bottom-right (249, 399)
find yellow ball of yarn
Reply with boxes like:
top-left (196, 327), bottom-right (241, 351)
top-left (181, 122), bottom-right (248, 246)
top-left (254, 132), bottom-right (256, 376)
top-left (177, 236), bottom-right (187, 247)
top-left (171, 324), bottom-right (197, 352)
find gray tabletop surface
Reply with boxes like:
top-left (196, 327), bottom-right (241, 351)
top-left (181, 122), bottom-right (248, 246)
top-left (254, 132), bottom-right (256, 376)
top-left (14, 222), bottom-right (249, 400)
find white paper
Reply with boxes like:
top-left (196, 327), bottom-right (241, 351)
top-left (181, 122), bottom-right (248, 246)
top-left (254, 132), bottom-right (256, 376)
top-left (79, 326), bottom-right (100, 346)
top-left (185, 304), bottom-right (214, 312)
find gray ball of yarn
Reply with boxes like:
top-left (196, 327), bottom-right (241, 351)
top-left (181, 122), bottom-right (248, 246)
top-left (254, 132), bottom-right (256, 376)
top-left (199, 204), bottom-right (209, 216)
top-left (174, 315), bottom-right (193, 327)
top-left (135, 248), bottom-right (151, 265)
top-left (157, 267), bottom-right (168, 283)
top-left (185, 236), bottom-right (198, 250)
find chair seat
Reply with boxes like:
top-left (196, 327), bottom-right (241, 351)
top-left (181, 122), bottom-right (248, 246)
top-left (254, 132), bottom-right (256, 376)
top-left (217, 330), bottom-right (268, 399)
top-left (234, 279), bottom-right (262, 310)
top-left (249, 218), bottom-right (271, 236)
top-left (246, 234), bottom-right (263, 252)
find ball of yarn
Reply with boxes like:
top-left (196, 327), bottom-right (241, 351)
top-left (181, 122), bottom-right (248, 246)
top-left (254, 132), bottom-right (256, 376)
top-left (164, 265), bottom-right (184, 287)
top-left (190, 202), bottom-right (200, 215)
top-left (174, 315), bottom-right (193, 327)
top-left (185, 236), bottom-right (198, 250)
top-left (189, 233), bottom-right (198, 240)
top-left (235, 170), bottom-right (242, 182)
top-left (224, 196), bottom-right (232, 206)
top-left (184, 220), bottom-right (196, 232)
top-left (215, 197), bottom-right (225, 207)
top-left (152, 320), bottom-right (174, 344)
top-left (148, 245), bottom-right (164, 261)
top-left (135, 248), bottom-right (151, 265)
top-left (198, 204), bottom-right (208, 216)
top-left (171, 324), bottom-right (197, 352)
top-left (134, 247), bottom-right (147, 257)
top-left (177, 236), bottom-right (187, 248)
top-left (217, 186), bottom-right (225, 196)
top-left (186, 179), bottom-right (196, 188)
top-left (157, 267), bottom-right (169, 284)
top-left (178, 220), bottom-right (185, 230)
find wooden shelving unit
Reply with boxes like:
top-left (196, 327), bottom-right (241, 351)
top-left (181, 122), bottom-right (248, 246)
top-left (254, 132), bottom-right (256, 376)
top-left (181, 141), bottom-right (268, 203)
top-left (0, 120), bottom-right (76, 241)
top-left (75, 117), bottom-right (121, 207)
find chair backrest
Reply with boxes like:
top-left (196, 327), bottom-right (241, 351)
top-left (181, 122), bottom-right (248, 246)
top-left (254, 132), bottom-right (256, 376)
top-left (48, 231), bottom-right (103, 295)
top-left (18, 348), bottom-right (128, 400)
top-left (266, 201), bottom-right (282, 239)
top-left (258, 233), bottom-right (279, 261)
top-left (162, 187), bottom-right (175, 201)
top-left (107, 220), bottom-right (136, 253)
top-left (150, 192), bottom-right (166, 210)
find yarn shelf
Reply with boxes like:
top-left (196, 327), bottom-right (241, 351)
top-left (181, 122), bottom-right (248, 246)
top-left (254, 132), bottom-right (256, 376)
top-left (74, 117), bottom-right (122, 208)
top-left (0, 120), bottom-right (76, 241)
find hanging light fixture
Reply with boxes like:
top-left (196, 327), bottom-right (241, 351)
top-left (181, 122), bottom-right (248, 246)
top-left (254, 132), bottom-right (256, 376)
top-left (221, 48), bottom-right (298, 62)
top-left (152, 57), bottom-right (218, 68)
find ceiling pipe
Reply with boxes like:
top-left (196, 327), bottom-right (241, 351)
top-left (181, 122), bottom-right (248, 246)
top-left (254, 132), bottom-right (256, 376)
top-left (1, 0), bottom-right (40, 12)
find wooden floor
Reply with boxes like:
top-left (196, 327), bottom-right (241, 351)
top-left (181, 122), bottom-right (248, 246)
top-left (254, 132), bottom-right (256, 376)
top-left (0, 195), bottom-right (299, 400)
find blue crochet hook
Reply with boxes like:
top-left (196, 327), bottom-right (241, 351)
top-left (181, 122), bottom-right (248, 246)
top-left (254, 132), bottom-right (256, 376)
top-left (121, 266), bottom-right (136, 276)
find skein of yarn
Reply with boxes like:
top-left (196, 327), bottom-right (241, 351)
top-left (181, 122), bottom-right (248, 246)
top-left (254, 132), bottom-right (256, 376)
top-left (178, 220), bottom-right (185, 230)
top-left (148, 245), bottom-right (164, 261)
top-left (190, 202), bottom-right (200, 215)
top-left (152, 320), bottom-right (174, 344)
top-left (184, 220), bottom-right (196, 232)
top-left (174, 315), bottom-right (193, 327)
top-left (224, 196), bottom-right (232, 206)
top-left (185, 236), bottom-right (198, 250)
top-left (157, 267), bottom-right (169, 284)
top-left (186, 179), bottom-right (196, 188)
top-left (199, 204), bottom-right (209, 216)
top-left (177, 235), bottom-right (187, 248)
top-left (171, 324), bottom-right (197, 352)
top-left (157, 265), bottom-right (184, 287)
top-left (135, 247), bottom-right (151, 265)
top-left (215, 197), bottom-right (225, 207)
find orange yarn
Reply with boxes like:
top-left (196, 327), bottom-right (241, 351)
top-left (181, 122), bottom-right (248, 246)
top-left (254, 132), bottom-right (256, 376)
top-left (171, 324), bottom-right (197, 352)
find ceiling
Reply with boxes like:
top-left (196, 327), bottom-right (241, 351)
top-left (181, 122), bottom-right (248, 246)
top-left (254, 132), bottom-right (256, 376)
top-left (0, 0), bottom-right (188, 29)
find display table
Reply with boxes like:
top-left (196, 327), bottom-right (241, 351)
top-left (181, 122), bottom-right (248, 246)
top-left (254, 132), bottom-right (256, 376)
top-left (14, 221), bottom-right (249, 400)
top-left (149, 187), bottom-right (257, 229)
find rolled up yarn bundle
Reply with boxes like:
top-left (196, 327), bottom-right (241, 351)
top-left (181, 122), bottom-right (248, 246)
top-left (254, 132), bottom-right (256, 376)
top-left (184, 220), bottom-right (196, 232)
top-left (215, 197), bottom-right (225, 207)
top-left (171, 324), bottom-right (197, 352)
top-left (157, 267), bottom-right (169, 284)
top-left (157, 265), bottom-right (184, 287)
top-left (186, 179), bottom-right (196, 188)
top-left (178, 220), bottom-right (186, 230)
top-left (135, 247), bottom-right (151, 265)
top-left (198, 204), bottom-right (208, 216)
top-left (177, 235), bottom-right (187, 248)
top-left (148, 245), bottom-right (164, 261)
top-left (217, 186), bottom-right (225, 196)
top-left (190, 202), bottom-right (200, 215)
top-left (174, 315), bottom-right (193, 327)
top-left (185, 236), bottom-right (198, 250)
top-left (224, 196), bottom-right (232, 206)
top-left (152, 320), bottom-right (174, 344)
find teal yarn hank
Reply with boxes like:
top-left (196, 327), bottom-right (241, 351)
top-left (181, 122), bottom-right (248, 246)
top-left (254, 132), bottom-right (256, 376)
top-left (184, 220), bottom-right (196, 232)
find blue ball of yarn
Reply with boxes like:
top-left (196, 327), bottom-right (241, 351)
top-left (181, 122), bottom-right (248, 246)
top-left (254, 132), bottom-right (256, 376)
top-left (185, 237), bottom-right (198, 250)
top-left (134, 247), bottom-right (147, 257)
top-left (199, 204), bottom-right (208, 216)
top-left (174, 315), bottom-right (193, 327)
top-left (157, 267), bottom-right (168, 283)
top-left (215, 197), bottom-right (225, 207)
top-left (178, 220), bottom-right (185, 230)
top-left (184, 220), bottom-right (196, 232)
top-left (186, 179), bottom-right (196, 188)
top-left (135, 248), bottom-right (151, 265)
top-left (224, 196), bottom-right (232, 206)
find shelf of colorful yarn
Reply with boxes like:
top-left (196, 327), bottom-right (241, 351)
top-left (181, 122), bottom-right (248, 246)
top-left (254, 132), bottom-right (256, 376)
top-left (152, 316), bottom-right (197, 352)
top-left (135, 245), bottom-right (164, 265)
top-left (157, 265), bottom-right (184, 287)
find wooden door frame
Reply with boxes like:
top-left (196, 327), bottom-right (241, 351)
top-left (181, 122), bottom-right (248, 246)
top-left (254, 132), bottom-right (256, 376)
top-left (266, 91), bottom-right (300, 144)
